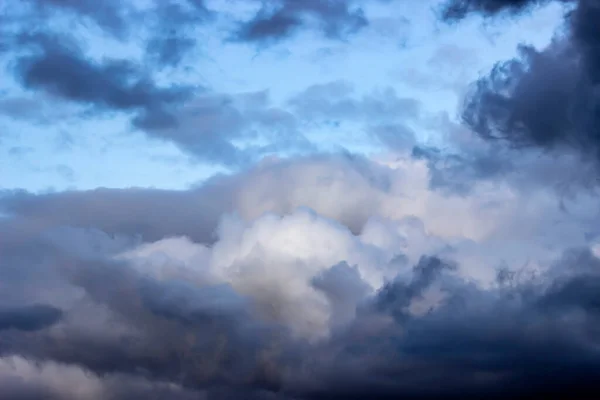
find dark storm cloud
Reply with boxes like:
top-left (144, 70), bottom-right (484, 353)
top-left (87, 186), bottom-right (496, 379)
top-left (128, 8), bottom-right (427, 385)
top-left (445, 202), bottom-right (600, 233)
top-left (0, 305), bottom-right (62, 332)
top-left (232, 0), bottom-right (368, 44)
top-left (441, 0), bottom-right (600, 166)
top-left (298, 250), bottom-right (600, 400)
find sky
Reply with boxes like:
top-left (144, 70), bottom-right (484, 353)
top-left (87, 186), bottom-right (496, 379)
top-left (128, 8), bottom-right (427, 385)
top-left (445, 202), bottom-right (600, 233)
top-left (1, 0), bottom-right (600, 399)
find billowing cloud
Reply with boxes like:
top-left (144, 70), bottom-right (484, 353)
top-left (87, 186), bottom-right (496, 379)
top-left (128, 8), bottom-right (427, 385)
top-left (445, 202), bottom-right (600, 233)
top-left (2, 151), bottom-right (600, 397)
top-left (442, 0), bottom-right (600, 167)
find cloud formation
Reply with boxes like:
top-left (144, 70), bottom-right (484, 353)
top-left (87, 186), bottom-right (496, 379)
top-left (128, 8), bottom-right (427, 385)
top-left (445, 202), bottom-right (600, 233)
top-left (2, 151), bottom-right (600, 398)
top-left (12, 32), bottom-right (191, 128)
top-left (442, 0), bottom-right (600, 166)
top-left (232, 0), bottom-right (369, 44)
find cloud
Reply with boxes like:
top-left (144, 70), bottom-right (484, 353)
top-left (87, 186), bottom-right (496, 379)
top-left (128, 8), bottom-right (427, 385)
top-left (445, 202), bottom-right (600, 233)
top-left (2, 150), bottom-right (600, 397)
top-left (441, 0), bottom-right (600, 167)
top-left (138, 91), bottom-right (311, 166)
top-left (441, 0), bottom-right (564, 20)
top-left (143, 0), bottom-right (213, 68)
top-left (232, 0), bottom-right (369, 44)
top-left (288, 81), bottom-right (420, 151)
top-left (0, 305), bottom-right (63, 332)
top-left (289, 81), bottom-right (421, 123)
top-left (11, 32), bottom-right (191, 128)
top-left (10, 0), bottom-right (211, 68)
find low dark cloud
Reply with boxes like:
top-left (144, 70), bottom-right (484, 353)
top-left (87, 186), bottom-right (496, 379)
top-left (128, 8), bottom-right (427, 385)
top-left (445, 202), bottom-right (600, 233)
top-left (0, 305), bottom-right (63, 332)
top-left (442, 0), bottom-right (600, 166)
top-left (232, 0), bottom-right (369, 44)
top-left (2, 216), bottom-right (600, 399)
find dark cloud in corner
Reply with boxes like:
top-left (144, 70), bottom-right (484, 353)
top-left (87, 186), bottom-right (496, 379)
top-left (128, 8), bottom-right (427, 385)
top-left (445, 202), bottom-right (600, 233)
top-left (232, 0), bottom-right (369, 44)
top-left (441, 0), bottom-right (600, 167)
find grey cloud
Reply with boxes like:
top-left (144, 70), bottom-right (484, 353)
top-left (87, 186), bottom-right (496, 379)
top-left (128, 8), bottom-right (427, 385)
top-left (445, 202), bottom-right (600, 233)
top-left (0, 234), bottom-right (281, 396)
top-left (411, 143), bottom-right (514, 195)
top-left (371, 256), bottom-right (455, 321)
top-left (299, 250), bottom-right (600, 400)
top-left (0, 154), bottom-right (393, 243)
top-left (2, 199), bottom-right (600, 398)
top-left (7, 31), bottom-right (313, 166)
top-left (440, 0), bottom-right (567, 20)
top-left (311, 262), bottom-right (372, 328)
top-left (143, 0), bottom-right (213, 68)
top-left (137, 91), bottom-right (311, 166)
top-left (17, 0), bottom-right (211, 67)
top-left (442, 0), bottom-right (600, 167)
top-left (13, 32), bottom-right (191, 126)
top-left (232, 0), bottom-right (368, 44)
top-left (26, 0), bottom-right (131, 39)
top-left (289, 81), bottom-right (421, 123)
top-left (0, 305), bottom-right (63, 332)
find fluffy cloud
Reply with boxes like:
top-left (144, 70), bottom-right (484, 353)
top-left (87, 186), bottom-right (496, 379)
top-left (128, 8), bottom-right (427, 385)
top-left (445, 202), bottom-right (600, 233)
top-left (2, 151), bottom-right (600, 398)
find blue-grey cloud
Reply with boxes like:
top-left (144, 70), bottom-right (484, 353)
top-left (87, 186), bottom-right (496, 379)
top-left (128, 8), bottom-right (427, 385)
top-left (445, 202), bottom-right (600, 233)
top-left (0, 305), bottom-right (63, 332)
top-left (442, 0), bottom-right (600, 168)
top-left (232, 0), bottom-right (369, 44)
top-left (11, 32), bottom-right (192, 127)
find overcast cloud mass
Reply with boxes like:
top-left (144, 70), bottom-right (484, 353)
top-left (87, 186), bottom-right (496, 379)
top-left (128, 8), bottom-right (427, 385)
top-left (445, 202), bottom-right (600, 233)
top-left (1, 0), bottom-right (600, 399)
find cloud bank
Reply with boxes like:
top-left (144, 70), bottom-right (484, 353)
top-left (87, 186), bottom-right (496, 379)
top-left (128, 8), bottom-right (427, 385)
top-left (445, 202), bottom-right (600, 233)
top-left (2, 149), bottom-right (600, 399)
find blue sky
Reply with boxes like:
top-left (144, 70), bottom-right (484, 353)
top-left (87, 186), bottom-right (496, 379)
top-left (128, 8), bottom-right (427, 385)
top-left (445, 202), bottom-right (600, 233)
top-left (0, 0), bottom-right (564, 191)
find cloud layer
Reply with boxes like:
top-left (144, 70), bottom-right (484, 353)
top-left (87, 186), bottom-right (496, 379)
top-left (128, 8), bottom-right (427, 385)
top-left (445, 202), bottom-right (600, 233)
top-left (2, 150), bottom-right (600, 398)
